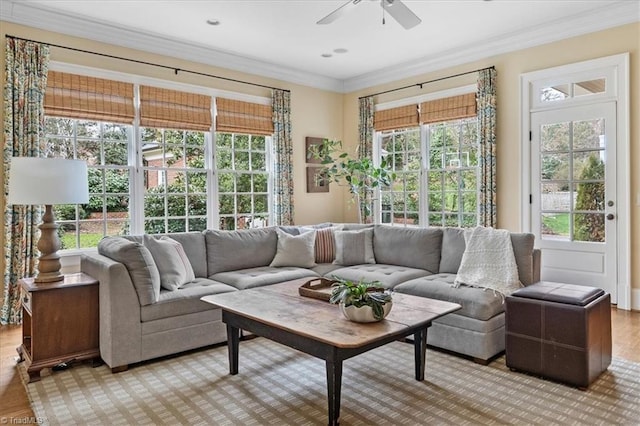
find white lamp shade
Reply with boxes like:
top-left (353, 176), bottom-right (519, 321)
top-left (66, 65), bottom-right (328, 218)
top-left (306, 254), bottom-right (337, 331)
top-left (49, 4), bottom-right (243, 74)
top-left (7, 157), bottom-right (89, 205)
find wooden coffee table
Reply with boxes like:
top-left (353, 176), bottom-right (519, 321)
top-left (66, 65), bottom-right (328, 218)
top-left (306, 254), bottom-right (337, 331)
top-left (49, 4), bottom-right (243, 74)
top-left (201, 278), bottom-right (460, 425)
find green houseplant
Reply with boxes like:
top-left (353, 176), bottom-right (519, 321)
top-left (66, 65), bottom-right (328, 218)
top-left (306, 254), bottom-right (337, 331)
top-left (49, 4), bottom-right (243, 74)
top-left (308, 139), bottom-right (396, 223)
top-left (329, 278), bottom-right (393, 322)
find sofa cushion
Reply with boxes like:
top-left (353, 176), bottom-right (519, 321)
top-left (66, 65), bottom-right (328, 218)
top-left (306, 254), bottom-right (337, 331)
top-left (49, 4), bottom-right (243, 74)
top-left (212, 266), bottom-right (318, 290)
top-left (204, 227), bottom-right (277, 275)
top-left (394, 273), bottom-right (506, 321)
top-left (327, 264), bottom-right (430, 290)
top-left (125, 232), bottom-right (207, 278)
top-left (140, 278), bottom-right (237, 322)
top-left (98, 236), bottom-right (160, 306)
top-left (439, 227), bottom-right (466, 273)
top-left (270, 228), bottom-right (317, 268)
top-left (510, 233), bottom-right (535, 285)
top-left (334, 228), bottom-right (375, 266)
top-left (143, 235), bottom-right (196, 291)
top-left (373, 225), bottom-right (442, 273)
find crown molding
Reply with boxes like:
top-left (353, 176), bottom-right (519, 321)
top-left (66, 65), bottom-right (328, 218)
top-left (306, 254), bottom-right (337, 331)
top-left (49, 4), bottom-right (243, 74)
top-left (0, 0), bottom-right (345, 93)
top-left (343, 0), bottom-right (639, 93)
top-left (2, 0), bottom-right (637, 95)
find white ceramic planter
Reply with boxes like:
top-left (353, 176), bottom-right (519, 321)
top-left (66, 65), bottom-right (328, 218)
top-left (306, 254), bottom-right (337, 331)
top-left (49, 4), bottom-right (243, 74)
top-left (340, 302), bottom-right (393, 323)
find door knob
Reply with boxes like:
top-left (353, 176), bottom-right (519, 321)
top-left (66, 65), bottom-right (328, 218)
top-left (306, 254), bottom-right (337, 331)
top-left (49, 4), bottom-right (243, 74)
top-left (606, 213), bottom-right (615, 220)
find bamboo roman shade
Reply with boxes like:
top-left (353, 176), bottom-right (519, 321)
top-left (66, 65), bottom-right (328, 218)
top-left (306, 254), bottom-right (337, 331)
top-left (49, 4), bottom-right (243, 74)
top-left (420, 93), bottom-right (477, 125)
top-left (139, 86), bottom-right (212, 131)
top-left (374, 104), bottom-right (419, 131)
top-left (215, 98), bottom-right (274, 135)
top-left (44, 71), bottom-right (135, 124)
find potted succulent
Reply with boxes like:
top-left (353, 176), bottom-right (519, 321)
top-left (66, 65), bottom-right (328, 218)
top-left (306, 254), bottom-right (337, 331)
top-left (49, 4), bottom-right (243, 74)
top-left (329, 278), bottom-right (393, 323)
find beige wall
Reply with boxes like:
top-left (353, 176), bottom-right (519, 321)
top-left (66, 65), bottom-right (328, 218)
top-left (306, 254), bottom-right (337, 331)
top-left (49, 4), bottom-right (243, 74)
top-left (344, 22), bottom-right (639, 291)
top-left (1, 22), bottom-right (638, 294)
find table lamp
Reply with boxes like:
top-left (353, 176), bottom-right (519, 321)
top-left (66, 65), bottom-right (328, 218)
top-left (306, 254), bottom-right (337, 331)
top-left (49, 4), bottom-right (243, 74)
top-left (7, 157), bottom-right (89, 283)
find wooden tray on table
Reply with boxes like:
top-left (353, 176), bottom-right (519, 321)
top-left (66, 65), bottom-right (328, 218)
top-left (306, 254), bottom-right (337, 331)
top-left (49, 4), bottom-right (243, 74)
top-left (298, 278), bottom-right (336, 302)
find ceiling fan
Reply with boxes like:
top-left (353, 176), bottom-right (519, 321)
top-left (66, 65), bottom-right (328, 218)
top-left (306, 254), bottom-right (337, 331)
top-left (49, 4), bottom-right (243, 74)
top-left (317, 0), bottom-right (422, 30)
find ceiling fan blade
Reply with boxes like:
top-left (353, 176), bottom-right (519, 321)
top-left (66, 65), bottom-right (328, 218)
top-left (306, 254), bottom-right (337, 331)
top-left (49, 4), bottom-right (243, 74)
top-left (381, 0), bottom-right (422, 29)
top-left (317, 0), bottom-right (363, 25)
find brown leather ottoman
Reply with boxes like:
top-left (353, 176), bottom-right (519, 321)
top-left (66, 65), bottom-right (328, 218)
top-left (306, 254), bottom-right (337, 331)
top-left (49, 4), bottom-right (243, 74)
top-left (505, 281), bottom-right (611, 389)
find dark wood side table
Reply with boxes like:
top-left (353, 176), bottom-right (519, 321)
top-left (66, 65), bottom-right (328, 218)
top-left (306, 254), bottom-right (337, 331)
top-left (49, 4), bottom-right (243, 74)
top-left (17, 272), bottom-right (100, 382)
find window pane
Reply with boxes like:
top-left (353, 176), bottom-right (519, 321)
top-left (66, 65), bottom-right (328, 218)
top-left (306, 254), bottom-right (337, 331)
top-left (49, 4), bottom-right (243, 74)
top-left (574, 213), bottom-right (604, 242)
top-left (541, 153), bottom-right (569, 180)
top-left (189, 218), bottom-right (207, 232)
top-left (217, 150), bottom-right (232, 169)
top-left (541, 213), bottom-right (569, 241)
top-left (573, 151), bottom-right (604, 180)
top-left (219, 195), bottom-right (234, 214)
top-left (541, 122), bottom-right (569, 152)
top-left (254, 174), bottom-right (268, 192)
top-left (573, 119), bottom-right (604, 150)
top-left (188, 195), bottom-right (206, 215)
top-left (218, 173), bottom-right (234, 192)
top-left (541, 183), bottom-right (570, 211)
top-left (575, 182), bottom-right (604, 212)
top-left (540, 85), bottom-right (569, 102)
top-left (573, 79), bottom-right (605, 97)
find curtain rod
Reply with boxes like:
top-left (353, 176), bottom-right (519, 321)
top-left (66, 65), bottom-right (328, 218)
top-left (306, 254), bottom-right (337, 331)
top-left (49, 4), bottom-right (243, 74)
top-left (359, 65), bottom-right (495, 100)
top-left (6, 34), bottom-right (290, 93)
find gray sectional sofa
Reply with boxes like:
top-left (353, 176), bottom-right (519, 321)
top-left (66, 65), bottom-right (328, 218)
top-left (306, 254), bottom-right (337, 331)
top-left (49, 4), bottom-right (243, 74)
top-left (81, 224), bottom-right (540, 372)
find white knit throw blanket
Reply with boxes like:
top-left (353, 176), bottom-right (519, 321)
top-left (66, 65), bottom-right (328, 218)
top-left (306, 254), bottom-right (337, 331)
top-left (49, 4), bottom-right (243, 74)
top-left (454, 227), bottom-right (522, 297)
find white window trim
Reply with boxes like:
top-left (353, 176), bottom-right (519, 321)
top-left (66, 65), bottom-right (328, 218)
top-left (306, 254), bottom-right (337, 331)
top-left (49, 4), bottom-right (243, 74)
top-left (520, 53), bottom-right (630, 310)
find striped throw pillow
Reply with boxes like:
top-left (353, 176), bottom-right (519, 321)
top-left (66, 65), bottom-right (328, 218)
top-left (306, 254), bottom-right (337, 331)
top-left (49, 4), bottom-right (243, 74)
top-left (315, 227), bottom-right (337, 264)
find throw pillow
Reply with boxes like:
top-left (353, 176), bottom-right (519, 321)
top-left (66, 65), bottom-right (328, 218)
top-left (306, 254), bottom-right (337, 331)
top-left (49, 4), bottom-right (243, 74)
top-left (98, 236), bottom-right (160, 305)
top-left (333, 228), bottom-right (375, 266)
top-left (144, 235), bottom-right (196, 291)
top-left (314, 226), bottom-right (339, 264)
top-left (270, 228), bottom-right (317, 268)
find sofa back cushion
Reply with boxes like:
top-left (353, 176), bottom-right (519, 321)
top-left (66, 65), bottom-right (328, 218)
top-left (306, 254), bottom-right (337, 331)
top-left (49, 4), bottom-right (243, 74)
top-left (204, 227), bottom-right (277, 275)
top-left (98, 236), bottom-right (160, 306)
top-left (439, 228), bottom-right (466, 273)
top-left (510, 233), bottom-right (535, 285)
top-left (438, 227), bottom-right (536, 285)
top-left (373, 225), bottom-right (442, 273)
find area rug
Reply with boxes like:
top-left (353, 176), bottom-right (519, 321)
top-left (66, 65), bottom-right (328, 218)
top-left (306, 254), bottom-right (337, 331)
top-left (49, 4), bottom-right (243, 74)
top-left (20, 338), bottom-right (640, 425)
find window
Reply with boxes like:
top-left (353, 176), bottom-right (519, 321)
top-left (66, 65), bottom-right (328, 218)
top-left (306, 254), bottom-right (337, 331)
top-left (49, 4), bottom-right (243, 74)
top-left (141, 128), bottom-right (208, 234)
top-left (380, 129), bottom-right (421, 225)
top-left (43, 70), bottom-right (274, 249)
top-left (45, 118), bottom-right (132, 249)
top-left (216, 133), bottom-right (270, 230)
top-left (376, 91), bottom-right (480, 228)
top-left (425, 118), bottom-right (479, 227)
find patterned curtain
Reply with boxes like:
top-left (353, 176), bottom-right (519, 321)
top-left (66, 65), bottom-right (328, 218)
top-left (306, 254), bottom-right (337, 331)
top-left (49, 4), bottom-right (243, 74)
top-left (477, 68), bottom-right (497, 227)
top-left (357, 96), bottom-right (375, 223)
top-left (271, 89), bottom-right (293, 225)
top-left (2, 39), bottom-right (50, 324)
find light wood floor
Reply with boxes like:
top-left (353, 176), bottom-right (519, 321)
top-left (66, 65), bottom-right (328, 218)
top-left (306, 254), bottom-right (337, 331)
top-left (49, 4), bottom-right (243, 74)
top-left (1, 308), bottom-right (639, 419)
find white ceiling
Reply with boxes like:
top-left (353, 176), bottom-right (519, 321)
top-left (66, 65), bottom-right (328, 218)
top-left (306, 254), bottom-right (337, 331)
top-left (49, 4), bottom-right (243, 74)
top-left (1, 0), bottom-right (638, 92)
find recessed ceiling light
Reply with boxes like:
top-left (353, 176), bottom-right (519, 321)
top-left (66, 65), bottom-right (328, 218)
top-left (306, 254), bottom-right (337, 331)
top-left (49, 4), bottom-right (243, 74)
top-left (206, 19), bottom-right (221, 26)
top-left (333, 48), bottom-right (348, 54)
top-left (321, 53), bottom-right (333, 58)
